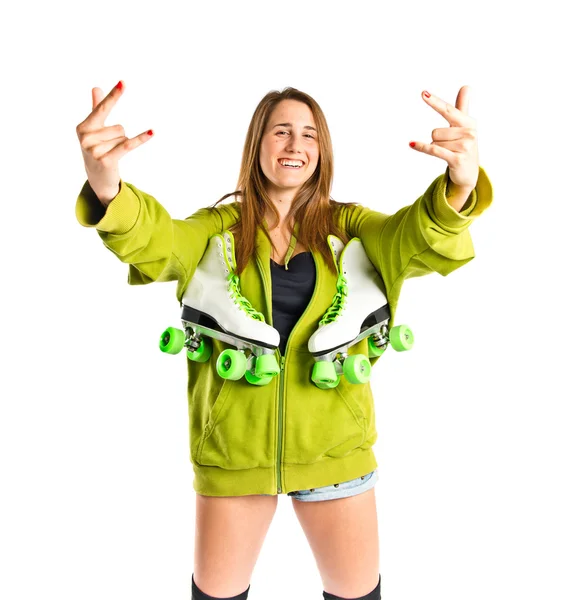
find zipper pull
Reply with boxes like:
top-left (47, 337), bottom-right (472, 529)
top-left (280, 355), bottom-right (285, 371)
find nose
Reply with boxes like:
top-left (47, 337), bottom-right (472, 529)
top-left (284, 134), bottom-right (304, 155)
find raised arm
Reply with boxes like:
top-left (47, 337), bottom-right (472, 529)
top-left (339, 164), bottom-right (493, 304)
top-left (76, 178), bottom-right (240, 302)
top-left (341, 85), bottom-right (494, 305)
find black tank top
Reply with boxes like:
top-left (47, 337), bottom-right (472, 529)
top-left (270, 252), bottom-right (316, 356)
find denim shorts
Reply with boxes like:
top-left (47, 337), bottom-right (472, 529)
top-left (286, 469), bottom-right (378, 502)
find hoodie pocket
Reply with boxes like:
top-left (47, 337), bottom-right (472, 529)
top-left (195, 375), bottom-right (277, 469)
top-left (283, 348), bottom-right (371, 464)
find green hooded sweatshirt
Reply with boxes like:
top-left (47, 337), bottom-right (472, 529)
top-left (75, 165), bottom-right (493, 496)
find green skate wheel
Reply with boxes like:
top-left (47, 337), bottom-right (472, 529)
top-left (389, 325), bottom-right (414, 351)
top-left (314, 376), bottom-right (341, 389)
top-left (368, 336), bottom-right (387, 358)
top-left (159, 327), bottom-right (185, 354)
top-left (255, 354), bottom-right (280, 378)
top-left (342, 354), bottom-right (371, 384)
top-left (186, 336), bottom-right (213, 362)
top-left (216, 348), bottom-right (247, 380)
top-left (311, 360), bottom-right (338, 385)
top-left (245, 370), bottom-right (273, 386)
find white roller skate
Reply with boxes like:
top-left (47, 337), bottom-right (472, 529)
top-left (159, 230), bottom-right (281, 385)
top-left (308, 235), bottom-right (414, 389)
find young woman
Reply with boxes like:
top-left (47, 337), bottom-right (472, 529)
top-left (75, 82), bottom-right (492, 600)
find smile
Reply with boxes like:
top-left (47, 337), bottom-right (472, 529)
top-left (278, 159), bottom-right (304, 169)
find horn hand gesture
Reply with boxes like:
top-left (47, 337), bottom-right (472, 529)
top-left (409, 86), bottom-right (479, 211)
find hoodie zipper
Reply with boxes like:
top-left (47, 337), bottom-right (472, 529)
top-left (255, 254), bottom-right (282, 493)
top-left (276, 352), bottom-right (285, 493)
top-left (256, 250), bottom-right (320, 495)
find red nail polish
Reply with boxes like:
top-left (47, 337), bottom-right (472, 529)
top-left (147, 130), bottom-right (153, 136)
top-left (117, 81), bottom-right (123, 90)
top-left (409, 141), bottom-right (416, 147)
top-left (423, 91), bottom-right (430, 98)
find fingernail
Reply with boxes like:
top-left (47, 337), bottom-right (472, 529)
top-left (423, 90), bottom-right (430, 98)
top-left (147, 130), bottom-right (153, 136)
top-left (116, 81), bottom-right (123, 90)
top-left (409, 141), bottom-right (416, 147)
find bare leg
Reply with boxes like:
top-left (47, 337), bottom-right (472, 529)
top-left (194, 493), bottom-right (278, 597)
top-left (291, 488), bottom-right (380, 598)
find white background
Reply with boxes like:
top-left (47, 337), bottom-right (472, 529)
top-left (1, 1), bottom-right (560, 599)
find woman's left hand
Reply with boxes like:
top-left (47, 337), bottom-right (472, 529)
top-left (409, 86), bottom-right (479, 196)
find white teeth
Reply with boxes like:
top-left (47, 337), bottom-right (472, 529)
top-left (279, 159), bottom-right (303, 168)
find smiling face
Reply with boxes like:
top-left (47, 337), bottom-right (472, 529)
top-left (259, 99), bottom-right (320, 203)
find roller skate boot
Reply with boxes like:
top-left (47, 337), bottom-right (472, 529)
top-left (308, 235), bottom-right (414, 389)
top-left (159, 230), bottom-right (280, 385)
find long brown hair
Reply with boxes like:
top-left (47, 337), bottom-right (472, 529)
top-left (209, 87), bottom-right (357, 276)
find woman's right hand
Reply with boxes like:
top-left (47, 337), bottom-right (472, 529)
top-left (75, 80), bottom-right (153, 207)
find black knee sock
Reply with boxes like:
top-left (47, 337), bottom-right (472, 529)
top-left (323, 573), bottom-right (381, 600)
top-left (192, 574), bottom-right (250, 600)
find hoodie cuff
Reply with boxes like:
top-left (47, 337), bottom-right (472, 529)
top-left (75, 179), bottom-right (140, 234)
top-left (432, 165), bottom-right (493, 229)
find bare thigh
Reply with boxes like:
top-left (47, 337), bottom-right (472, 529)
top-left (291, 487), bottom-right (380, 598)
top-left (194, 493), bottom-right (278, 597)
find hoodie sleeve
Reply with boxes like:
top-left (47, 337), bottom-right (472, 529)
top-left (75, 179), bottom-right (240, 302)
top-left (339, 165), bottom-right (493, 302)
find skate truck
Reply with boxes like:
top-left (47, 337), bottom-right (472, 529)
top-left (159, 231), bottom-right (281, 386)
top-left (308, 235), bottom-right (414, 389)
